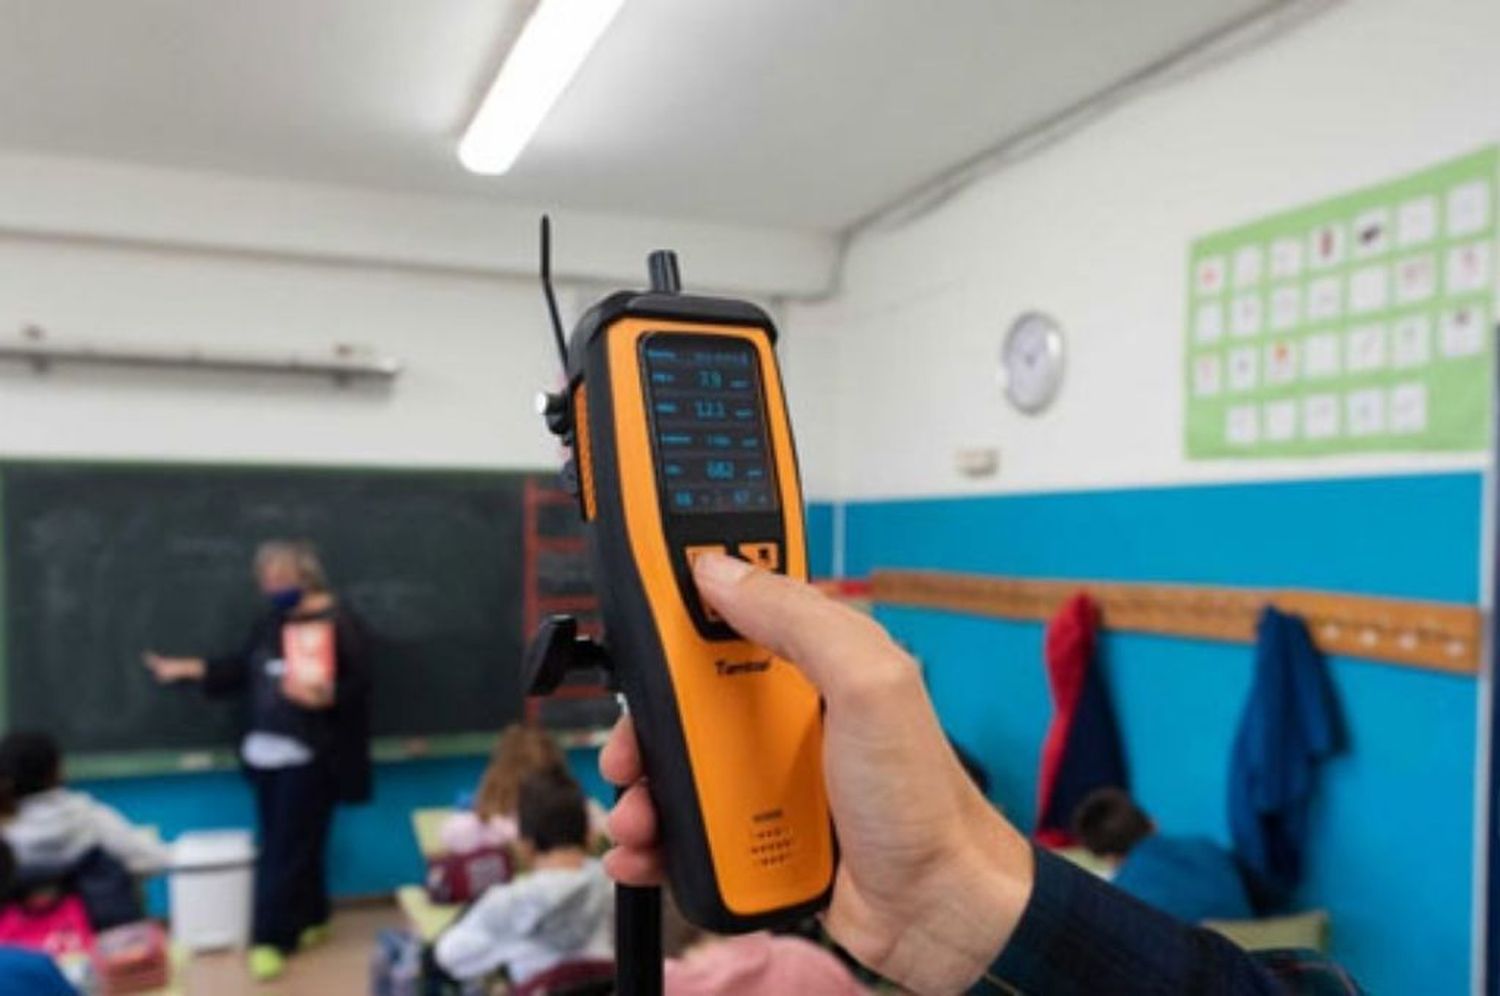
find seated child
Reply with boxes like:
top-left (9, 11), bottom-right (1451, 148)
top-left (0, 840), bottom-right (79, 996)
top-left (440, 724), bottom-right (606, 855)
top-left (0, 731), bottom-right (168, 878)
top-left (433, 769), bottom-right (612, 985)
top-left (1073, 787), bottom-right (1252, 923)
top-left (661, 895), bottom-right (866, 996)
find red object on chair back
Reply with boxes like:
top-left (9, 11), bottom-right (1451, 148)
top-left (512, 957), bottom-right (616, 996)
top-left (424, 845), bottom-right (514, 904)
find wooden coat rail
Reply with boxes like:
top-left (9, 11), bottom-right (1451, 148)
top-left (869, 570), bottom-right (1483, 676)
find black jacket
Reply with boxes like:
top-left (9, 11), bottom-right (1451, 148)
top-left (204, 602), bottom-right (373, 804)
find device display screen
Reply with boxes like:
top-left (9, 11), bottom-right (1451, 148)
top-left (642, 334), bottom-right (779, 515)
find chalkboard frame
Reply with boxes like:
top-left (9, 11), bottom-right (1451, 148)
top-left (0, 456), bottom-right (593, 779)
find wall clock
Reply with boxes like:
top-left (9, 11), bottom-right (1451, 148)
top-left (1000, 311), bottom-right (1065, 414)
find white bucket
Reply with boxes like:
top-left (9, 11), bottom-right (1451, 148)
top-left (168, 830), bottom-right (257, 952)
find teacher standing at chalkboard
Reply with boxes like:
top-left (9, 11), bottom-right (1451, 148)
top-left (142, 540), bottom-right (372, 984)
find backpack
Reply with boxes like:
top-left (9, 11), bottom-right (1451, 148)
top-left (0, 891), bottom-right (96, 958)
top-left (425, 846), bottom-right (513, 905)
top-left (369, 928), bottom-right (490, 996)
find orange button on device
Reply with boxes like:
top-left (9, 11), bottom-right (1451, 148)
top-left (685, 544), bottom-right (727, 567)
top-left (684, 545), bottom-right (728, 621)
top-left (739, 542), bottom-right (780, 571)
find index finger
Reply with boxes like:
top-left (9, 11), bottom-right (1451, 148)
top-left (691, 553), bottom-right (902, 703)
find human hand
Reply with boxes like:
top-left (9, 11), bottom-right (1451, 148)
top-left (600, 553), bottom-right (1035, 995)
top-left (141, 651), bottom-right (205, 683)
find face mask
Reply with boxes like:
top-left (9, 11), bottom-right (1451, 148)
top-left (267, 587), bottom-right (303, 612)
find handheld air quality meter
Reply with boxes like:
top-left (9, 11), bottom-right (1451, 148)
top-left (526, 220), bottom-right (834, 933)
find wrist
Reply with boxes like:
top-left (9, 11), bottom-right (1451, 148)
top-left (943, 808), bottom-right (1035, 986)
top-left (886, 803), bottom-right (1035, 994)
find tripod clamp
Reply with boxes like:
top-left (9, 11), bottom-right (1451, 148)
top-left (522, 614), bottom-right (663, 996)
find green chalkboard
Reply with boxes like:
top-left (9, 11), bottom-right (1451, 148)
top-left (0, 461), bottom-right (564, 772)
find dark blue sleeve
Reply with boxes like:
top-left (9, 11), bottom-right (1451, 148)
top-left (0, 948), bottom-right (79, 996)
top-left (202, 615), bottom-right (270, 698)
top-left (972, 848), bottom-right (1283, 995)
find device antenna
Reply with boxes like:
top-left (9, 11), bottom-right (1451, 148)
top-left (540, 215), bottom-right (569, 369)
top-left (647, 250), bottom-right (681, 294)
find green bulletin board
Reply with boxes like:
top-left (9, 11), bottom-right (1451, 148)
top-left (1185, 147), bottom-right (1498, 458)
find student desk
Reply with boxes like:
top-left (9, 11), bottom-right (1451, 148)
top-left (410, 807), bottom-right (455, 861)
top-left (395, 885), bottom-right (462, 943)
top-left (398, 807), bottom-right (463, 942)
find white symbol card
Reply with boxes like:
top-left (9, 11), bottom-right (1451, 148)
top-left (1195, 302), bottom-right (1224, 344)
top-left (1352, 208), bottom-right (1390, 259)
top-left (1389, 382), bottom-right (1428, 435)
top-left (1233, 246), bottom-right (1264, 288)
top-left (1397, 196), bottom-right (1437, 247)
top-left (1345, 324), bottom-right (1387, 373)
top-left (1269, 286), bottom-right (1301, 331)
top-left (1306, 277), bottom-right (1343, 321)
top-left (1226, 405), bottom-right (1259, 446)
top-left (1264, 399), bottom-right (1297, 442)
top-left (1227, 347), bottom-right (1259, 392)
top-left (1394, 254), bottom-right (1436, 304)
top-left (1446, 241), bottom-right (1492, 294)
top-left (1303, 332), bottom-right (1341, 380)
top-left (1195, 256), bottom-right (1227, 296)
top-left (1308, 224), bottom-right (1346, 269)
top-left (1269, 238), bottom-right (1303, 279)
top-left (1264, 340), bottom-right (1297, 386)
top-left (1303, 394), bottom-right (1340, 440)
top-left (1440, 306), bottom-right (1484, 357)
top-left (1447, 180), bottom-right (1492, 237)
top-left (1346, 388), bottom-right (1385, 437)
top-left (1230, 295), bottom-right (1263, 337)
top-left (1348, 266), bottom-right (1389, 314)
top-left (1391, 316), bottom-right (1431, 369)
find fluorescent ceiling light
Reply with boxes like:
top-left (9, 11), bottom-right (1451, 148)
top-left (459, 0), bottom-right (627, 175)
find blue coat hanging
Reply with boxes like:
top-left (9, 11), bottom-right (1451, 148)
top-left (1229, 605), bottom-right (1345, 907)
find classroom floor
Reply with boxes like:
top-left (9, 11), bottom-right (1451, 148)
top-left (178, 903), bottom-right (403, 995)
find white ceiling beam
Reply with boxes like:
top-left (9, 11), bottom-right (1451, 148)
top-left (0, 152), bottom-right (839, 298)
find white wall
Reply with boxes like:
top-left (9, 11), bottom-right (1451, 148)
top-left (788, 0), bottom-right (1500, 502)
top-left (0, 235), bottom-right (565, 467)
top-left (0, 154), bottom-right (829, 468)
top-left (0, 153), bottom-right (839, 298)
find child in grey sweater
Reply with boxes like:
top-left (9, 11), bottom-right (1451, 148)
top-left (0, 731), bottom-right (168, 877)
top-left (434, 769), bottom-right (612, 985)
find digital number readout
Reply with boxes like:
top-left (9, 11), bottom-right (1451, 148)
top-left (642, 335), bottom-right (778, 515)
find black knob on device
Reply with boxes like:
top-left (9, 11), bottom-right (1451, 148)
top-left (647, 250), bottom-right (681, 295)
top-left (522, 615), bottom-right (611, 697)
top-left (536, 390), bottom-right (572, 437)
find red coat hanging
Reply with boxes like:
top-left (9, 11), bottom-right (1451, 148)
top-left (1035, 592), bottom-right (1129, 847)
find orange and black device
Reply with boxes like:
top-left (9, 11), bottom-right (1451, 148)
top-left (527, 222), bottom-right (834, 933)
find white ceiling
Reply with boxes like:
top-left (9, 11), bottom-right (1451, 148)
top-left (0, 0), bottom-right (1276, 231)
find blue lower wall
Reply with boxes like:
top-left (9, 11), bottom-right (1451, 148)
top-left (806, 501), bottom-right (834, 579)
top-left (79, 747), bottom-right (607, 916)
top-left (821, 471), bottom-right (1482, 996)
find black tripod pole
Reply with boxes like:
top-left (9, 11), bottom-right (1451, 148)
top-left (609, 696), bottom-right (661, 996)
top-left (523, 623), bottom-right (665, 994)
top-left (615, 881), bottom-right (662, 996)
